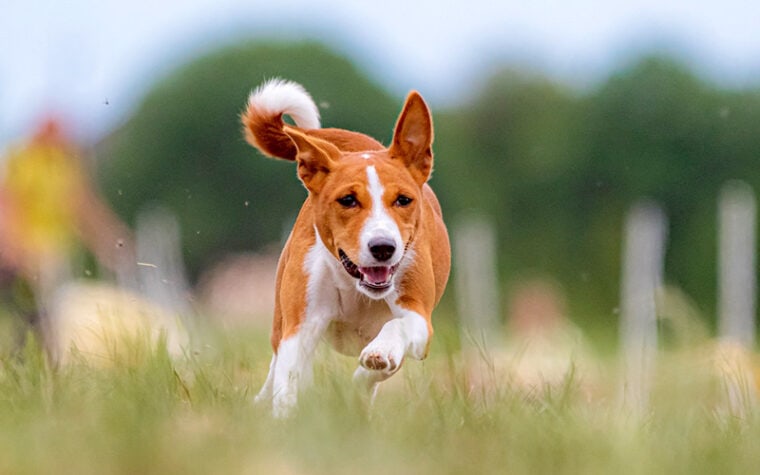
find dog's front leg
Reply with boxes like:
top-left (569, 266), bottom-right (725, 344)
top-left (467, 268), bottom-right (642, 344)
top-left (354, 301), bottom-right (431, 389)
top-left (271, 316), bottom-right (330, 418)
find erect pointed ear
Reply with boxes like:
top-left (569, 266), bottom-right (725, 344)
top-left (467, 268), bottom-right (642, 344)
top-left (284, 126), bottom-right (341, 193)
top-left (389, 91), bottom-right (434, 186)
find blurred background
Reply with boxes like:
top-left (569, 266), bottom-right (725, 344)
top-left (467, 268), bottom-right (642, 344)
top-left (2, 0), bottom-right (760, 355)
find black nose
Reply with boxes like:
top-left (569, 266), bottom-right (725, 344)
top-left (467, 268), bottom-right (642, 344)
top-left (369, 239), bottom-right (396, 262)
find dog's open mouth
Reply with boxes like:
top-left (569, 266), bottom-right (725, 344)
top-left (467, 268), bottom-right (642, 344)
top-left (339, 249), bottom-right (398, 290)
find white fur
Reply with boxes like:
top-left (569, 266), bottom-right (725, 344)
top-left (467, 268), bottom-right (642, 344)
top-left (248, 78), bottom-right (321, 129)
top-left (271, 335), bottom-right (299, 418)
top-left (254, 355), bottom-right (276, 404)
top-left (263, 231), bottom-right (340, 417)
top-left (359, 165), bottom-right (403, 266)
top-left (258, 187), bottom-right (429, 416)
top-left (384, 301), bottom-right (430, 361)
top-left (354, 302), bottom-right (430, 393)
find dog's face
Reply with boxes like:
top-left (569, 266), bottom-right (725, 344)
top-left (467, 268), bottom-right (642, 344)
top-left (285, 92), bottom-right (433, 299)
top-left (315, 154), bottom-right (422, 299)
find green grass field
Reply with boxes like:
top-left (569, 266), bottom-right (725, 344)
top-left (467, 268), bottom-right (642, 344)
top-left (0, 320), bottom-right (759, 475)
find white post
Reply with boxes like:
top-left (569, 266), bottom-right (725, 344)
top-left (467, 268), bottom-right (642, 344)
top-left (716, 181), bottom-right (757, 417)
top-left (718, 180), bottom-right (756, 347)
top-left (136, 206), bottom-right (193, 317)
top-left (453, 214), bottom-right (501, 349)
top-left (619, 201), bottom-right (667, 413)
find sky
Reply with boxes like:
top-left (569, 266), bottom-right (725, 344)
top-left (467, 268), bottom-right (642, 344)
top-left (2, 0), bottom-right (760, 149)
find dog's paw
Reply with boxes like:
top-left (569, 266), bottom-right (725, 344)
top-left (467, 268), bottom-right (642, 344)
top-left (361, 351), bottom-right (398, 372)
top-left (359, 340), bottom-right (405, 374)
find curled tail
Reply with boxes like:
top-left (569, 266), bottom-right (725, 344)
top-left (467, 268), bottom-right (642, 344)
top-left (242, 78), bottom-right (321, 160)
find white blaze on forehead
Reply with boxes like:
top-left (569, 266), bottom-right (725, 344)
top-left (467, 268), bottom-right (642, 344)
top-left (361, 153), bottom-right (371, 160)
top-left (360, 166), bottom-right (403, 264)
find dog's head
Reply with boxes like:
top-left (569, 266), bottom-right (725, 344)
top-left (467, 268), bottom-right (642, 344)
top-left (286, 92), bottom-right (434, 299)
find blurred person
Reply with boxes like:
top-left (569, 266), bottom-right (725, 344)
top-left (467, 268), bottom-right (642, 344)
top-left (0, 117), bottom-right (136, 339)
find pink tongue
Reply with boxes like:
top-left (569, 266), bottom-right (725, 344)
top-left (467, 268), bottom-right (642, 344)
top-left (360, 266), bottom-right (391, 284)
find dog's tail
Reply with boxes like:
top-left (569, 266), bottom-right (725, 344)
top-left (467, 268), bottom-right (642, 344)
top-left (242, 78), bottom-right (321, 161)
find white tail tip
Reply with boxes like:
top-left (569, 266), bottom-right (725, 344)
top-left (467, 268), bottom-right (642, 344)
top-left (248, 78), bottom-right (321, 129)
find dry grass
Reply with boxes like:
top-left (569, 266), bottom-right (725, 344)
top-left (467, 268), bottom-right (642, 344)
top-left (0, 320), bottom-right (758, 474)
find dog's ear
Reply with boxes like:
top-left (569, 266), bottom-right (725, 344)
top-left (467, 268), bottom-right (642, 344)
top-left (284, 127), bottom-right (341, 193)
top-left (389, 92), bottom-right (434, 186)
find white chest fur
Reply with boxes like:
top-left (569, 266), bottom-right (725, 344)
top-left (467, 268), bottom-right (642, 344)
top-left (305, 232), bottom-right (396, 355)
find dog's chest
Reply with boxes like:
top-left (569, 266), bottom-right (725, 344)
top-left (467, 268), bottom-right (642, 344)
top-left (303, 237), bottom-right (397, 355)
top-left (323, 287), bottom-right (393, 356)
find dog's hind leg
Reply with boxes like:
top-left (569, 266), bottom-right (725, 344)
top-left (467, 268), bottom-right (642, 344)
top-left (254, 354), bottom-right (277, 405)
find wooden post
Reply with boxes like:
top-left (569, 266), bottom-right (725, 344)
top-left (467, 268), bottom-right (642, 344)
top-left (718, 180), bottom-right (757, 347)
top-left (136, 206), bottom-right (193, 317)
top-left (453, 214), bottom-right (501, 349)
top-left (619, 201), bottom-right (667, 413)
top-left (716, 181), bottom-right (757, 417)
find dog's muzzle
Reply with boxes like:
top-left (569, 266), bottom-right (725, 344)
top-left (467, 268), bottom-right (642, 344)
top-left (338, 249), bottom-right (399, 291)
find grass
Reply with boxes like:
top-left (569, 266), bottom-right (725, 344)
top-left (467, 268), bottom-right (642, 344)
top-left (0, 321), bottom-right (759, 474)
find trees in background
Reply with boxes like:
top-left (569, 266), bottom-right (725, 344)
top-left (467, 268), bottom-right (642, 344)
top-left (434, 57), bottom-right (760, 325)
top-left (97, 42), bottom-right (760, 327)
top-left (98, 42), bottom-right (398, 276)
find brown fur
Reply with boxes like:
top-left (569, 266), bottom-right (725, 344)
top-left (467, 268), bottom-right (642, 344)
top-left (241, 104), bottom-right (384, 161)
top-left (243, 90), bottom-right (450, 357)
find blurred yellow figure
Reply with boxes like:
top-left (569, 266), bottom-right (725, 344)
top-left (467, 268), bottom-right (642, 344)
top-left (0, 118), bottom-right (191, 365)
top-left (2, 119), bottom-right (84, 280)
top-left (1, 118), bottom-right (135, 321)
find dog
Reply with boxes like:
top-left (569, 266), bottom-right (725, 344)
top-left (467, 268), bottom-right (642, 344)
top-left (241, 79), bottom-right (450, 417)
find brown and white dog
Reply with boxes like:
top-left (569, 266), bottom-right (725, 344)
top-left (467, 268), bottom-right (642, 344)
top-left (241, 79), bottom-right (450, 416)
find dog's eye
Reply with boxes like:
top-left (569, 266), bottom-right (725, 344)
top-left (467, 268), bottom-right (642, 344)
top-left (394, 194), bottom-right (413, 207)
top-left (337, 194), bottom-right (358, 208)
